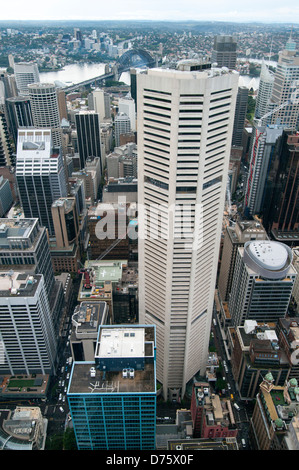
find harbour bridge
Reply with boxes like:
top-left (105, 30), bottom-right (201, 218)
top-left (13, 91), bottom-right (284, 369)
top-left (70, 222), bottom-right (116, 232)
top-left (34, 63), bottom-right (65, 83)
top-left (62, 48), bottom-right (156, 93)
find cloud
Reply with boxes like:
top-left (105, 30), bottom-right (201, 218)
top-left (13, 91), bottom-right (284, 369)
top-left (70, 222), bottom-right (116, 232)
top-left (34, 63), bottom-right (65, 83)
top-left (0, 0), bottom-right (298, 22)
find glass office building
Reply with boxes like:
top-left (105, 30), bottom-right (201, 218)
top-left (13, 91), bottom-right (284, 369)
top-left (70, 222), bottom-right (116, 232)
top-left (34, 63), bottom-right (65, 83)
top-left (67, 325), bottom-right (156, 450)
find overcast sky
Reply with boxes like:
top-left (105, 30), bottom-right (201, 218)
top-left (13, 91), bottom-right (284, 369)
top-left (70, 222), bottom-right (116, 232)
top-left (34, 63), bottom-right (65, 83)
top-left (0, 0), bottom-right (299, 23)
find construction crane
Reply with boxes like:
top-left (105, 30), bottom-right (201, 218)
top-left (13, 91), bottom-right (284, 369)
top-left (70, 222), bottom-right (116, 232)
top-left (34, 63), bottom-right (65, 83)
top-left (256, 81), bottom-right (299, 127)
top-left (77, 268), bottom-right (93, 289)
top-left (95, 237), bottom-right (125, 262)
top-left (77, 233), bottom-right (126, 287)
top-left (256, 98), bottom-right (293, 127)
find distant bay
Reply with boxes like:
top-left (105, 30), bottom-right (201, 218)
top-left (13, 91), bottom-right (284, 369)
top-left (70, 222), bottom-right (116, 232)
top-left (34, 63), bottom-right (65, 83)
top-left (39, 62), bottom-right (130, 87)
top-left (39, 59), bottom-right (277, 92)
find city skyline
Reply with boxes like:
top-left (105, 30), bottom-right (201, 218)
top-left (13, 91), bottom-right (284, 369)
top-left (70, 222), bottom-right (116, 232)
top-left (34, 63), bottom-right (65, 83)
top-left (0, 1), bottom-right (299, 23)
top-left (0, 10), bottom-right (298, 451)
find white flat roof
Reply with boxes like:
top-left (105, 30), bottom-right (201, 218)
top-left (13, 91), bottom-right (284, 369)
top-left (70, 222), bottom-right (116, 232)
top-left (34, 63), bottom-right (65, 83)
top-left (99, 328), bottom-right (145, 358)
top-left (248, 241), bottom-right (288, 271)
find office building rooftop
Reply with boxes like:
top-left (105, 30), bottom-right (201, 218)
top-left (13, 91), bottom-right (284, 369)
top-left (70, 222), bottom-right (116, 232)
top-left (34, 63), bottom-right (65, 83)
top-left (0, 272), bottom-right (41, 297)
top-left (72, 301), bottom-right (108, 338)
top-left (68, 325), bottom-right (156, 395)
top-left (68, 361), bottom-right (155, 395)
top-left (0, 218), bottom-right (39, 249)
top-left (243, 240), bottom-right (294, 279)
top-left (98, 327), bottom-right (145, 359)
top-left (78, 260), bottom-right (128, 302)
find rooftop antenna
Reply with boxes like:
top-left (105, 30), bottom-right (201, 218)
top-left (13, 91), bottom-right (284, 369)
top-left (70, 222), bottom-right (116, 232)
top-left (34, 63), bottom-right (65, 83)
top-left (290, 24), bottom-right (293, 39)
top-left (268, 37), bottom-right (273, 66)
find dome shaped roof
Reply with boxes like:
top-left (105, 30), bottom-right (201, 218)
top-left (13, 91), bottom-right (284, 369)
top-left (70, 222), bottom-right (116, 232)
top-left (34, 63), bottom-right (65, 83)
top-left (265, 372), bottom-right (274, 382)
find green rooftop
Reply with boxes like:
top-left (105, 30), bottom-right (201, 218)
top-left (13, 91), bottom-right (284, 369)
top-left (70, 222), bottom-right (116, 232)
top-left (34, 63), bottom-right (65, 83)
top-left (271, 389), bottom-right (287, 406)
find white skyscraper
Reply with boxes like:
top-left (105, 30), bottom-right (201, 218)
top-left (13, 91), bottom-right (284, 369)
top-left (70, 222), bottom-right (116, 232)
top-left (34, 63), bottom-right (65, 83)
top-left (0, 271), bottom-right (57, 375)
top-left (137, 62), bottom-right (239, 400)
top-left (118, 93), bottom-right (136, 131)
top-left (92, 88), bottom-right (106, 122)
top-left (268, 36), bottom-right (299, 129)
top-left (28, 83), bottom-right (62, 147)
top-left (254, 60), bottom-right (274, 124)
top-left (16, 129), bottom-right (67, 236)
top-left (229, 241), bottom-right (296, 327)
top-left (14, 62), bottom-right (40, 96)
top-left (114, 112), bottom-right (131, 147)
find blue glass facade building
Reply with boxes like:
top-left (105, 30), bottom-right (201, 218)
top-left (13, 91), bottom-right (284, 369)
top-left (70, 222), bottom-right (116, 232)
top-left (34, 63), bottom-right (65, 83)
top-left (67, 325), bottom-right (156, 450)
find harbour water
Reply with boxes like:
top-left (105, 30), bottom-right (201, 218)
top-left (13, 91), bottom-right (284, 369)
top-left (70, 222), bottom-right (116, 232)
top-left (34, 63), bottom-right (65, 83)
top-left (40, 59), bottom-right (277, 92)
top-left (39, 63), bottom-right (130, 87)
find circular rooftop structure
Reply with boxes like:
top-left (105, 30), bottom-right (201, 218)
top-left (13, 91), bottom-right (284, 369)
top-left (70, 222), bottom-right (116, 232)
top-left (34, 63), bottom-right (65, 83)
top-left (248, 241), bottom-right (288, 271)
top-left (243, 240), bottom-right (293, 280)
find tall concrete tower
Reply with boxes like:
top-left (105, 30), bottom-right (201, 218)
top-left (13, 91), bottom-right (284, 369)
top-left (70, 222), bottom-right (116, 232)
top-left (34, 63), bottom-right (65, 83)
top-left (254, 60), bottom-right (274, 124)
top-left (211, 35), bottom-right (237, 70)
top-left (268, 36), bottom-right (299, 129)
top-left (28, 83), bottom-right (62, 148)
top-left (229, 241), bottom-right (296, 327)
top-left (137, 61), bottom-right (239, 400)
top-left (14, 62), bottom-right (40, 96)
top-left (16, 128), bottom-right (67, 236)
top-left (244, 124), bottom-right (284, 218)
top-left (75, 110), bottom-right (103, 171)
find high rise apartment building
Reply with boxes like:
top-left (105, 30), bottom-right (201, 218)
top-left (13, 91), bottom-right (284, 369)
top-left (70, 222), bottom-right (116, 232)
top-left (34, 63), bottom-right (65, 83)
top-left (268, 37), bottom-right (299, 129)
top-left (218, 219), bottom-right (268, 302)
top-left (91, 88), bottom-right (105, 122)
top-left (16, 129), bottom-right (67, 236)
top-left (0, 218), bottom-right (55, 297)
top-left (137, 62), bottom-right (239, 400)
top-left (6, 96), bottom-right (33, 147)
top-left (114, 112), bottom-right (131, 148)
top-left (50, 197), bottom-right (81, 273)
top-left (229, 240), bottom-right (296, 327)
top-left (92, 88), bottom-right (110, 122)
top-left (14, 62), bottom-right (40, 96)
top-left (75, 110), bottom-right (103, 171)
top-left (211, 35), bottom-right (237, 70)
top-left (0, 112), bottom-right (14, 166)
top-left (231, 86), bottom-right (248, 147)
top-left (254, 60), bottom-right (274, 124)
top-left (118, 94), bottom-right (136, 132)
top-left (244, 125), bottom-right (284, 218)
top-left (0, 71), bottom-right (15, 100)
top-left (28, 83), bottom-right (62, 148)
top-left (0, 272), bottom-right (57, 375)
top-left (264, 131), bottom-right (299, 234)
top-left (56, 88), bottom-right (68, 121)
